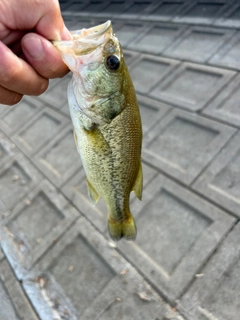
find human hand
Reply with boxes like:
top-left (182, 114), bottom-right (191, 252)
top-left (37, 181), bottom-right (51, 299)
top-left (0, 0), bottom-right (71, 105)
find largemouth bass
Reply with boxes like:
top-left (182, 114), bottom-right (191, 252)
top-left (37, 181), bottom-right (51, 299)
top-left (54, 21), bottom-right (142, 241)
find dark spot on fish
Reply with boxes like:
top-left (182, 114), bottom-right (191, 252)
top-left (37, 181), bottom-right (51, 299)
top-left (109, 110), bottom-right (118, 120)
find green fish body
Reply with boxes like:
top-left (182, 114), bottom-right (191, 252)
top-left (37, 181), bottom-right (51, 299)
top-left (54, 21), bottom-right (142, 240)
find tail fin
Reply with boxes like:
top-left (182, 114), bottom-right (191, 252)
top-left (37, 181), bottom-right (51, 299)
top-left (108, 214), bottom-right (137, 241)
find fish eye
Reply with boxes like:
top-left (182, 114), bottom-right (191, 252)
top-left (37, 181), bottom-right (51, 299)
top-left (105, 55), bottom-right (120, 71)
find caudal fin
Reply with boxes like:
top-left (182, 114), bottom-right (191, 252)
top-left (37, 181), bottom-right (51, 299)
top-left (108, 214), bottom-right (137, 241)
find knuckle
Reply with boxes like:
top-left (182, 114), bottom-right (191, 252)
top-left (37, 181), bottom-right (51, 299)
top-left (3, 65), bottom-right (20, 86)
top-left (32, 79), bottom-right (49, 96)
top-left (38, 79), bottom-right (49, 95)
top-left (7, 93), bottom-right (23, 106)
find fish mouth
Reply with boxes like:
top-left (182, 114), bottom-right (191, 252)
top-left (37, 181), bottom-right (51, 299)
top-left (71, 20), bottom-right (112, 40)
top-left (53, 21), bottom-right (113, 56)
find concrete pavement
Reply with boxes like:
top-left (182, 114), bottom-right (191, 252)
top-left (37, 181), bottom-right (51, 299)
top-left (1, 1), bottom-right (240, 319)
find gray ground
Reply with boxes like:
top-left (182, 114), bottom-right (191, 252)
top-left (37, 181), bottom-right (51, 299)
top-left (1, 1), bottom-right (240, 319)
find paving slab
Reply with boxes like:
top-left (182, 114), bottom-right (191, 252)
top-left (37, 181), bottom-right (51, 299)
top-left (78, 1), bottom-right (109, 16)
top-left (0, 97), bottom-right (43, 137)
top-left (203, 73), bottom-right (240, 127)
top-left (61, 166), bottom-right (107, 233)
top-left (142, 109), bottom-right (236, 185)
top-left (214, 2), bottom-right (240, 28)
top-left (101, 0), bottom-right (132, 15)
top-left (0, 248), bottom-right (4, 262)
top-left (60, 101), bottom-right (70, 117)
top-left (12, 107), bottom-right (70, 157)
top-left (98, 19), bottom-right (123, 32)
top-left (174, 0), bottom-right (231, 25)
top-left (62, 15), bottom-right (100, 29)
top-left (0, 131), bottom-right (18, 169)
top-left (0, 259), bottom-right (39, 320)
top-left (122, 49), bottom-right (140, 66)
top-left (0, 103), bottom-right (9, 116)
top-left (21, 218), bottom-right (176, 320)
top-left (137, 95), bottom-right (172, 135)
top-left (61, 14), bottom-right (80, 29)
top-left (123, 1), bottom-right (155, 15)
top-left (40, 75), bottom-right (71, 110)
top-left (1, 4), bottom-right (240, 319)
top-left (117, 173), bottom-right (236, 302)
top-left (178, 222), bottom-right (240, 320)
top-left (0, 154), bottom-right (42, 216)
top-left (129, 54), bottom-right (180, 94)
top-left (81, 284), bottom-right (184, 320)
top-left (118, 2), bottom-right (158, 21)
top-left (39, 71), bottom-right (71, 118)
top-left (0, 180), bottom-right (79, 279)
top-left (128, 23), bottom-right (187, 54)
top-left (165, 26), bottom-right (235, 63)
top-left (115, 22), bottom-right (148, 48)
top-left (59, 0), bottom-right (74, 11)
top-left (32, 124), bottom-right (81, 188)
top-left (150, 62), bottom-right (235, 111)
top-left (193, 131), bottom-right (240, 218)
top-left (142, 0), bottom-right (189, 22)
top-left (209, 30), bottom-right (240, 70)
top-left (62, 1), bottom-right (88, 12)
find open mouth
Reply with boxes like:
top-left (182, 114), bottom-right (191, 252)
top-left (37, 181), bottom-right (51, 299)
top-left (53, 21), bottom-right (113, 56)
top-left (70, 20), bottom-right (112, 40)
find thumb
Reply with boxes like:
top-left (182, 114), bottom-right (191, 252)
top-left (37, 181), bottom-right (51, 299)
top-left (34, 0), bottom-right (71, 41)
top-left (22, 33), bottom-right (70, 78)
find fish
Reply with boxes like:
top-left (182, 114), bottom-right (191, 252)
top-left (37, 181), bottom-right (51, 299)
top-left (53, 21), bottom-right (142, 241)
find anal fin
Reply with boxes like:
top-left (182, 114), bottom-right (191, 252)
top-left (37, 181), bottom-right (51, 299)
top-left (133, 162), bottom-right (143, 200)
top-left (86, 178), bottom-right (100, 205)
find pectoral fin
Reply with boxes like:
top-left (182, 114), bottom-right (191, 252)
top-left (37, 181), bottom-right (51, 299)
top-left (86, 178), bottom-right (100, 205)
top-left (73, 131), bottom-right (78, 149)
top-left (133, 163), bottom-right (143, 200)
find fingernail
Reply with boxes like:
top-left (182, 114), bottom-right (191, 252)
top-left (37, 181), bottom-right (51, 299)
top-left (23, 37), bottom-right (44, 59)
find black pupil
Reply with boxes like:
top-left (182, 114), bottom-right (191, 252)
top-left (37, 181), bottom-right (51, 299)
top-left (106, 55), bottom-right (120, 71)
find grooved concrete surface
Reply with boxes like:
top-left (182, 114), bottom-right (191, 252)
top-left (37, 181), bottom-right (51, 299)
top-left (1, 1), bottom-right (240, 319)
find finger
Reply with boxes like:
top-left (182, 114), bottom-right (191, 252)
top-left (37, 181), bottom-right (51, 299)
top-left (0, 0), bottom-right (71, 41)
top-left (22, 33), bottom-right (69, 79)
top-left (2, 30), bottom-right (26, 46)
top-left (0, 85), bottom-right (23, 105)
top-left (0, 41), bottom-right (48, 95)
top-left (35, 1), bottom-right (72, 40)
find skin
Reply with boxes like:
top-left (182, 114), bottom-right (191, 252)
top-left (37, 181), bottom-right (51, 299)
top-left (0, 0), bottom-right (71, 105)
